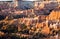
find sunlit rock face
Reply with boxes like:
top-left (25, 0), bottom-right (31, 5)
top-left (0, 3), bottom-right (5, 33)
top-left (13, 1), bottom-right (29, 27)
top-left (57, 0), bottom-right (60, 2)
top-left (46, 7), bottom-right (60, 20)
top-left (39, 3), bottom-right (45, 9)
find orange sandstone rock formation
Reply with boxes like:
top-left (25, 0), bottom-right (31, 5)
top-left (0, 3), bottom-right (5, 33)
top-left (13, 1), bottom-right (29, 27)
top-left (46, 8), bottom-right (60, 20)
